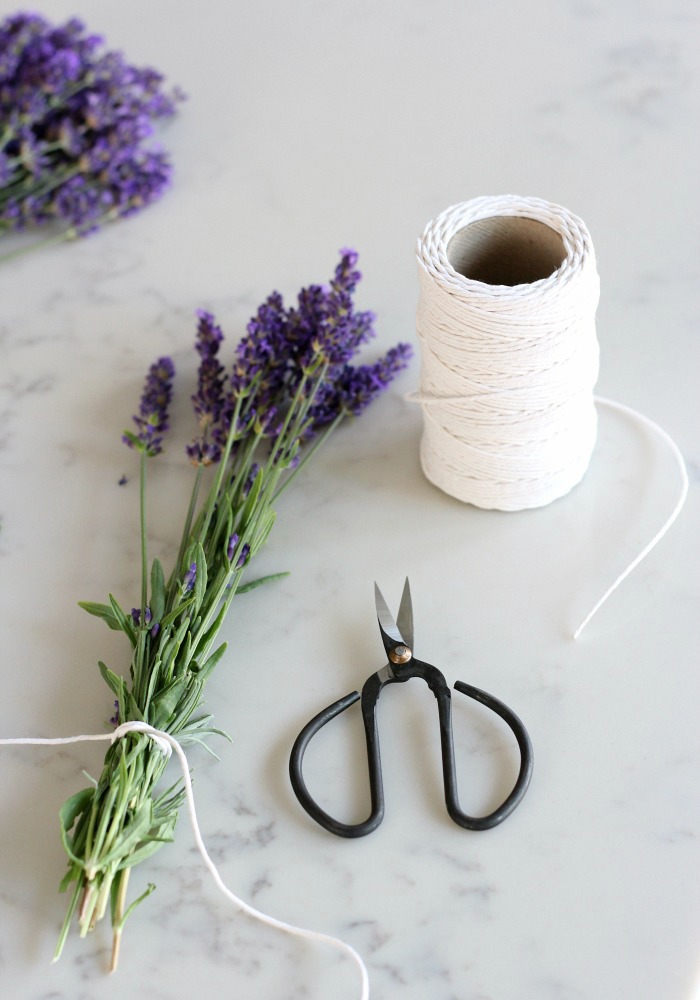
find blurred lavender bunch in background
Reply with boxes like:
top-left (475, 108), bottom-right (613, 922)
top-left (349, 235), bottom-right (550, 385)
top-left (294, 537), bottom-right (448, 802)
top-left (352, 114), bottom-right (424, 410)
top-left (0, 11), bottom-right (183, 257)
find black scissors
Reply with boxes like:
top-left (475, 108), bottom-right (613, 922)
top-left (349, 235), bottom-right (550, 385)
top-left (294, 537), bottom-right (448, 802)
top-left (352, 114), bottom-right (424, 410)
top-left (289, 579), bottom-right (533, 837)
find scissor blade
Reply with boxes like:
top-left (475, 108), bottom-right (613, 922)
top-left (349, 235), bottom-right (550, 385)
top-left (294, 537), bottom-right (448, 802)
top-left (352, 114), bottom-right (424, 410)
top-left (374, 582), bottom-right (404, 645)
top-left (396, 577), bottom-right (414, 651)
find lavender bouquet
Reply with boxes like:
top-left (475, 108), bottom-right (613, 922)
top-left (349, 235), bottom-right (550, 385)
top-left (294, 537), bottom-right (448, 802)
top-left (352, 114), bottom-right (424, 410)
top-left (0, 12), bottom-right (182, 259)
top-left (56, 250), bottom-right (411, 968)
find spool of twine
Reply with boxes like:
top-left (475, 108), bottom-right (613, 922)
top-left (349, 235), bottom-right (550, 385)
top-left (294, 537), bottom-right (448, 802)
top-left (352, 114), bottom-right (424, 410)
top-left (413, 194), bottom-right (688, 636)
top-left (415, 195), bottom-right (601, 511)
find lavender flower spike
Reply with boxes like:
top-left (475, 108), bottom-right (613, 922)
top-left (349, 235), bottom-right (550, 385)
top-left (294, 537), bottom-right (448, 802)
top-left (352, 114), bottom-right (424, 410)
top-left (186, 310), bottom-right (226, 466)
top-left (123, 356), bottom-right (175, 457)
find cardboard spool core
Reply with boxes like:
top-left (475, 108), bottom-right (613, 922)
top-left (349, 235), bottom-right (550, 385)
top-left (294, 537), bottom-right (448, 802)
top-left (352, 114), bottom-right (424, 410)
top-left (446, 216), bottom-right (566, 286)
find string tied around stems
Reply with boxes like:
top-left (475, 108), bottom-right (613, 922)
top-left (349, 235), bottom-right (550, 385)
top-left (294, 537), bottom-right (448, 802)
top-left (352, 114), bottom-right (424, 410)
top-left (0, 723), bottom-right (369, 999)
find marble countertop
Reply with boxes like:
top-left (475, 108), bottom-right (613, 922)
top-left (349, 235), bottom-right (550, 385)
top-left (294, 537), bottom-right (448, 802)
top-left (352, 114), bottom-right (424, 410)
top-left (1, 1), bottom-right (699, 998)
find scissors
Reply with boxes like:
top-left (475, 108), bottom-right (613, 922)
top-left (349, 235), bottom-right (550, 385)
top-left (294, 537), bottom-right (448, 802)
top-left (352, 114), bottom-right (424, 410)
top-left (289, 579), bottom-right (533, 837)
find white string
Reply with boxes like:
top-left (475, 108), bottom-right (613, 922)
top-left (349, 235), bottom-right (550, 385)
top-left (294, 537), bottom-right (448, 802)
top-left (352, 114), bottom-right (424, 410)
top-left (572, 396), bottom-right (689, 639)
top-left (0, 723), bottom-right (370, 999)
top-left (413, 195), bottom-right (688, 637)
top-left (114, 722), bottom-right (172, 757)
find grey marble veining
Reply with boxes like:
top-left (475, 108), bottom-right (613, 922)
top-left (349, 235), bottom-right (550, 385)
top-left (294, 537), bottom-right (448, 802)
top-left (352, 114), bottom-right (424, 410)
top-left (1, 1), bottom-right (699, 998)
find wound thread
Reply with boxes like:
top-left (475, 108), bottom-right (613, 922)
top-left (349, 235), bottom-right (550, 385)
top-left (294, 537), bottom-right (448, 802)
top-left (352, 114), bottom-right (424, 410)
top-left (415, 195), bottom-right (601, 511)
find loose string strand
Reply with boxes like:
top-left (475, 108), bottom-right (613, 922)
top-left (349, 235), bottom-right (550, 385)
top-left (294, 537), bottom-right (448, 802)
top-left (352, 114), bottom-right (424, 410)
top-left (0, 723), bottom-right (370, 999)
top-left (572, 396), bottom-right (689, 639)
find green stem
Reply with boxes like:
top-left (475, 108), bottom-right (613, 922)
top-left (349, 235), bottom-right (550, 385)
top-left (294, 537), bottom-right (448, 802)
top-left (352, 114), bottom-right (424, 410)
top-left (0, 203), bottom-right (134, 267)
top-left (178, 463), bottom-right (203, 570)
top-left (187, 441), bottom-right (285, 658)
top-left (222, 430), bottom-right (260, 525)
top-left (268, 372), bottom-right (313, 465)
top-left (100, 751), bottom-right (142, 860)
top-left (188, 562), bottom-right (243, 655)
top-left (140, 451), bottom-right (148, 614)
top-left (0, 161), bottom-right (81, 208)
top-left (273, 411), bottom-right (345, 501)
top-left (110, 868), bottom-right (130, 973)
top-left (166, 463), bottom-right (204, 605)
top-left (53, 875), bottom-right (83, 963)
top-left (0, 227), bottom-right (74, 265)
top-left (86, 784), bottom-right (119, 877)
top-left (267, 361), bottom-right (330, 478)
top-left (196, 393), bottom-right (244, 544)
top-left (0, 145), bottom-right (72, 198)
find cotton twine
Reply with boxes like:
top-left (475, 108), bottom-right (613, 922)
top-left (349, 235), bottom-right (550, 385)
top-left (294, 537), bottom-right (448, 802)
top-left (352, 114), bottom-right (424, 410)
top-left (0, 724), bottom-right (369, 999)
top-left (413, 195), bottom-right (687, 636)
top-left (415, 195), bottom-right (601, 510)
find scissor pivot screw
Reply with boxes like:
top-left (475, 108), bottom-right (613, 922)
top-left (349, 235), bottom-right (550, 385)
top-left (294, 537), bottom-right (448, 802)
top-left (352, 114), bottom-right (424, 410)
top-left (389, 644), bottom-right (412, 664)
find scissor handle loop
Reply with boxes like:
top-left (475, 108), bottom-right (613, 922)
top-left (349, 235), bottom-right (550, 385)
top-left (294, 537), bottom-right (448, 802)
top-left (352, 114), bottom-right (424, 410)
top-left (289, 662), bottom-right (533, 837)
top-left (289, 685), bottom-right (384, 838)
top-left (445, 680), bottom-right (533, 830)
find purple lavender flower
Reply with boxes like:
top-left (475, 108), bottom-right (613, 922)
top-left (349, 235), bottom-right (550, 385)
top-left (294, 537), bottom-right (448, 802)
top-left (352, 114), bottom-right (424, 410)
top-left (130, 606), bottom-right (152, 627)
top-left (0, 12), bottom-right (183, 242)
top-left (123, 356), bottom-right (175, 457)
top-left (223, 292), bottom-right (291, 422)
top-left (208, 250), bottom-right (411, 455)
top-left (109, 699), bottom-right (120, 727)
top-left (224, 255), bottom-right (365, 406)
top-left (308, 343), bottom-right (413, 432)
top-left (226, 532), bottom-right (250, 569)
top-left (187, 310), bottom-right (226, 466)
top-left (225, 533), bottom-right (250, 569)
top-left (254, 405), bottom-right (282, 438)
top-left (226, 533), bottom-right (239, 561)
top-left (311, 249), bottom-right (376, 365)
top-left (53, 175), bottom-right (112, 235)
top-left (182, 562), bottom-right (197, 594)
top-left (242, 463), bottom-right (260, 496)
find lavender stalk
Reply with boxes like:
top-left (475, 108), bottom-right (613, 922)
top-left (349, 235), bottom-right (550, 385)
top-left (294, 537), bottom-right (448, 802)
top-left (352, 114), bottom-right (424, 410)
top-left (55, 250), bottom-right (412, 967)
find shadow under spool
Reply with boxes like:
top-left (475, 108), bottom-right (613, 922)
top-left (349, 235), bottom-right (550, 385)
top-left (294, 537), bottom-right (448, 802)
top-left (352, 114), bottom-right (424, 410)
top-left (446, 216), bottom-right (566, 287)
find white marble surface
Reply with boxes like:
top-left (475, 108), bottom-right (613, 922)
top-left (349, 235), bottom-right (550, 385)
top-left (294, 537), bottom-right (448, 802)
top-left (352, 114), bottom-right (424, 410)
top-left (1, 1), bottom-right (699, 998)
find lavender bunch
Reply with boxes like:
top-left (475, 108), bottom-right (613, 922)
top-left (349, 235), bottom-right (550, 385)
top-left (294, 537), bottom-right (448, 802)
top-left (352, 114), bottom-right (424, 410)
top-left (56, 250), bottom-right (411, 968)
top-left (0, 12), bottom-right (182, 259)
